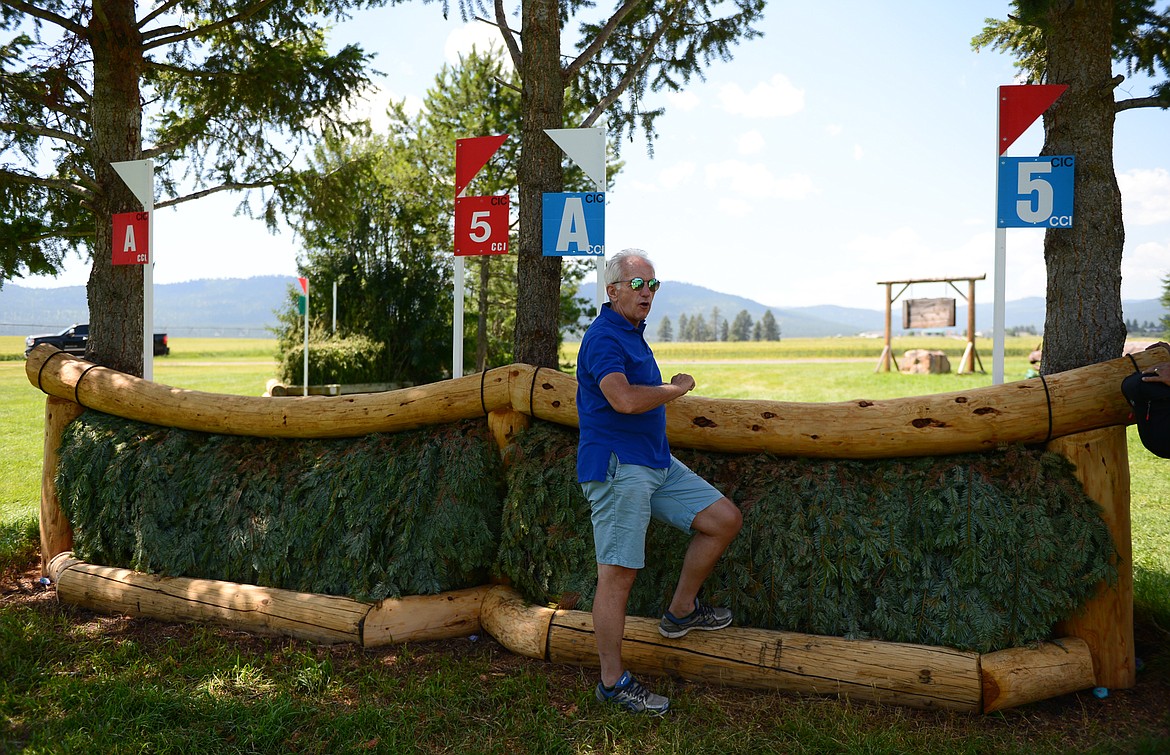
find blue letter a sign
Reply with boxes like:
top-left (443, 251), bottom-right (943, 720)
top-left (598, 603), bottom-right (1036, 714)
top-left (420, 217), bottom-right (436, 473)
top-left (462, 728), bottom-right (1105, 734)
top-left (542, 192), bottom-right (605, 256)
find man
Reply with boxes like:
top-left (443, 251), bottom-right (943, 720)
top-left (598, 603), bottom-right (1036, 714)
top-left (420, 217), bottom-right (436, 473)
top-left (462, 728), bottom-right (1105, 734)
top-left (576, 248), bottom-right (743, 715)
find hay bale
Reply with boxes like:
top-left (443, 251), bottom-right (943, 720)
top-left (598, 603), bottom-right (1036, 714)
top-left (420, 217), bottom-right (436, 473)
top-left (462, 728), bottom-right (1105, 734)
top-left (901, 349), bottom-right (951, 374)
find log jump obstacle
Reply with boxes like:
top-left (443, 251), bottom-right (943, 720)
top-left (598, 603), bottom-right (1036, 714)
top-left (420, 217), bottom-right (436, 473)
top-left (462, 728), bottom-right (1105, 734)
top-left (26, 343), bottom-right (1168, 712)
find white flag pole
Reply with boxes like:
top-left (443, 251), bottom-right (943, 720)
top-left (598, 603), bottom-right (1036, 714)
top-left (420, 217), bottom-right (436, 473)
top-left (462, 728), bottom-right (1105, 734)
top-left (111, 159), bottom-right (155, 380)
top-left (453, 256), bottom-right (465, 378)
top-left (993, 88), bottom-right (1006, 386)
top-left (303, 280), bottom-right (309, 396)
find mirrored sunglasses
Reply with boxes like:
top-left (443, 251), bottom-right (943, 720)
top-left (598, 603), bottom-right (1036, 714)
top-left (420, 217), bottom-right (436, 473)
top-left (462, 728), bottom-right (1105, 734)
top-left (616, 277), bottom-right (660, 292)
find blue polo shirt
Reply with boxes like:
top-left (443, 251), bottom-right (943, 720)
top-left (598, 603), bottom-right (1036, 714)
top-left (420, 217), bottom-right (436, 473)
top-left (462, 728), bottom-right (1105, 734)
top-left (576, 303), bottom-right (671, 482)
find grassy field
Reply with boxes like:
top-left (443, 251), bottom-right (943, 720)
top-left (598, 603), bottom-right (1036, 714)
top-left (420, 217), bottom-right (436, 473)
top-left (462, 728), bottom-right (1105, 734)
top-left (2, 336), bottom-right (1168, 753)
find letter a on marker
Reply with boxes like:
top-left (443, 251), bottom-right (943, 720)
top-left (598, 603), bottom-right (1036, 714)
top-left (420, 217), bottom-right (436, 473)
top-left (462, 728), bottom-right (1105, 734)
top-left (556, 197), bottom-right (589, 252)
top-left (123, 225), bottom-right (137, 252)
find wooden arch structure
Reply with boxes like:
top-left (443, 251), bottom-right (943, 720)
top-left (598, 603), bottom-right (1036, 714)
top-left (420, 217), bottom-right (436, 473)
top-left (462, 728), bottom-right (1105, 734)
top-left (876, 274), bottom-right (986, 374)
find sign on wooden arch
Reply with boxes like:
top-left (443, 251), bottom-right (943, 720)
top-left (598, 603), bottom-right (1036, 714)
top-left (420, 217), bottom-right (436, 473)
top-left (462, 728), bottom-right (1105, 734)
top-left (875, 275), bottom-right (986, 374)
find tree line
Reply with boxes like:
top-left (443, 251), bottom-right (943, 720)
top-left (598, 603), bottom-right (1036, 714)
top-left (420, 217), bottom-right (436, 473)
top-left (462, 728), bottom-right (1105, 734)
top-left (655, 308), bottom-right (780, 342)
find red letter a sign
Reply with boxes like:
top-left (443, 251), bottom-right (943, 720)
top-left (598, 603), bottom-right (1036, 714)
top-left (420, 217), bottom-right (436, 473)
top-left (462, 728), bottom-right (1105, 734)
top-left (112, 211), bottom-right (150, 265)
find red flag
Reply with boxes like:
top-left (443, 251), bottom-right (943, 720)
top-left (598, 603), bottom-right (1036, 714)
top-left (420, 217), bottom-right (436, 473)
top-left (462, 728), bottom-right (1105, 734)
top-left (998, 84), bottom-right (1068, 155)
top-left (297, 276), bottom-right (308, 293)
top-left (455, 135), bottom-right (508, 197)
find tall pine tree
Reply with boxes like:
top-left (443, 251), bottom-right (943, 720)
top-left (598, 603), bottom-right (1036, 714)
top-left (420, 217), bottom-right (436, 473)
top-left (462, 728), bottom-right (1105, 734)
top-left (1, 0), bottom-right (383, 374)
top-left (974, 0), bottom-right (1169, 372)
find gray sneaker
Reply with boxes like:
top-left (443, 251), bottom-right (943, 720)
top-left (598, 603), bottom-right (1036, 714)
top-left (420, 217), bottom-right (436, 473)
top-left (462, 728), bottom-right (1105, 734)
top-left (595, 671), bottom-right (670, 715)
top-left (659, 598), bottom-right (733, 638)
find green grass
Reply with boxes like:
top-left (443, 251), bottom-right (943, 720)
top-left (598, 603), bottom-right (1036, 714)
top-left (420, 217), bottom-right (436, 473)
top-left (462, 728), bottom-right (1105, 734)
top-left (2, 337), bottom-right (1168, 753)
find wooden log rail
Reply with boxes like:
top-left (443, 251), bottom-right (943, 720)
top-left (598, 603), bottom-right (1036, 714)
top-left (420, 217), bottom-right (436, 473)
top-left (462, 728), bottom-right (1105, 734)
top-left (44, 559), bottom-right (1097, 714)
top-left (24, 343), bottom-right (1168, 456)
top-left (26, 343), bottom-right (1169, 708)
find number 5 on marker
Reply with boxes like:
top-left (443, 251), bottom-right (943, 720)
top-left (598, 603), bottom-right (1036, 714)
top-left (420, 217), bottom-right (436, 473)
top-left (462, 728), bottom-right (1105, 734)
top-left (997, 156), bottom-right (1074, 228)
top-left (455, 195), bottom-right (510, 255)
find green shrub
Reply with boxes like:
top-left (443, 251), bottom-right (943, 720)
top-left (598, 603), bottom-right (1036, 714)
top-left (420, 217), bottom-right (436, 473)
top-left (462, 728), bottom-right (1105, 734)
top-left (55, 413), bottom-right (504, 601)
top-left (498, 422), bottom-right (1117, 653)
top-left (278, 334), bottom-right (386, 385)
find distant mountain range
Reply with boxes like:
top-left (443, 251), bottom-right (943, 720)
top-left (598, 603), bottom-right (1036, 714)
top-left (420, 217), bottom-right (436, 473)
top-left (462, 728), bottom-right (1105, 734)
top-left (631, 281), bottom-right (1167, 340)
top-left (0, 276), bottom-right (290, 338)
top-left (1, 275), bottom-right (1165, 339)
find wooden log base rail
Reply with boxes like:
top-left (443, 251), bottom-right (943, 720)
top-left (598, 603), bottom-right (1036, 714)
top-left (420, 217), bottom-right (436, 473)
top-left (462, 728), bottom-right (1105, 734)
top-left (45, 557), bottom-right (1094, 714)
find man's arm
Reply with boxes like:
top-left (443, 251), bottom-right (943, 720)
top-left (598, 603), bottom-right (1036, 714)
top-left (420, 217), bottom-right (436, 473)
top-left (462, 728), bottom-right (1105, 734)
top-left (599, 372), bottom-right (696, 414)
top-left (1143, 343), bottom-right (1170, 385)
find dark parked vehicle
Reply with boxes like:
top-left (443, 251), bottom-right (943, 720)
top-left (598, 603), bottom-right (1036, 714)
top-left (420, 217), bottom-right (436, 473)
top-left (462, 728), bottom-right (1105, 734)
top-left (24, 323), bottom-right (169, 358)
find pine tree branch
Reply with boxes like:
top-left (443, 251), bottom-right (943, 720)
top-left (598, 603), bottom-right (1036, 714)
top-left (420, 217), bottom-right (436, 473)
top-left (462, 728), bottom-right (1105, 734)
top-left (139, 0), bottom-right (185, 29)
top-left (17, 225), bottom-right (91, 245)
top-left (488, 0), bottom-right (522, 71)
top-left (155, 178), bottom-right (276, 210)
top-left (0, 70), bottom-right (91, 122)
top-left (142, 0), bottom-right (279, 52)
top-left (0, 167), bottom-right (94, 200)
top-left (0, 0), bottom-right (88, 37)
top-left (578, 3), bottom-right (682, 128)
top-left (141, 24), bottom-right (189, 43)
top-left (1116, 94), bottom-right (1168, 112)
top-left (562, 0), bottom-right (640, 82)
top-left (0, 120), bottom-right (87, 146)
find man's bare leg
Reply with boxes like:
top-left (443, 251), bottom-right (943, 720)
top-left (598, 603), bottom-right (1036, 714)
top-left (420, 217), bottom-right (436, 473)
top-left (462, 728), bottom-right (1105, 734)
top-left (594, 563), bottom-right (638, 687)
top-left (666, 497), bottom-right (742, 618)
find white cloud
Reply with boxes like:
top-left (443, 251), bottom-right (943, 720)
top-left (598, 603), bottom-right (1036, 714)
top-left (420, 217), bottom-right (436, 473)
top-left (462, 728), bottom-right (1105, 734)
top-left (738, 130), bottom-right (766, 155)
top-left (445, 22), bottom-right (513, 74)
top-left (717, 197), bottom-right (754, 218)
top-left (717, 73), bottom-right (805, 118)
top-left (1123, 239), bottom-right (1170, 299)
top-left (704, 160), bottom-right (815, 200)
top-left (826, 124), bottom-right (844, 137)
top-left (347, 85), bottom-right (424, 132)
top-left (853, 144), bottom-right (864, 161)
top-left (666, 90), bottom-right (702, 112)
top-left (1119, 168), bottom-right (1170, 225)
top-left (658, 162), bottom-right (697, 190)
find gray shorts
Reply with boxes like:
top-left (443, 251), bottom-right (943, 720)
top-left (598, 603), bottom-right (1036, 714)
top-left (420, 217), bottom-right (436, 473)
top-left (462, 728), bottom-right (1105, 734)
top-left (581, 453), bottom-right (723, 569)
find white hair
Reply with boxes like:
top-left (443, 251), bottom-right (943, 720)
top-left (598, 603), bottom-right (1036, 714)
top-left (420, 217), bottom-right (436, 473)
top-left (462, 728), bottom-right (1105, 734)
top-left (605, 248), bottom-right (654, 285)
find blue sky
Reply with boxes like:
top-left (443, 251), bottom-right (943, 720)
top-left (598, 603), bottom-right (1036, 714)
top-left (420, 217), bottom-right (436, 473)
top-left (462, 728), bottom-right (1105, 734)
top-left (18, 1), bottom-right (1170, 311)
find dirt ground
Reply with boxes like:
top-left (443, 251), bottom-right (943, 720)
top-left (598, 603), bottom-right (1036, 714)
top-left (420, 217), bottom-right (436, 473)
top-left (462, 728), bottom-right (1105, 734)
top-left (4, 558), bottom-right (1169, 752)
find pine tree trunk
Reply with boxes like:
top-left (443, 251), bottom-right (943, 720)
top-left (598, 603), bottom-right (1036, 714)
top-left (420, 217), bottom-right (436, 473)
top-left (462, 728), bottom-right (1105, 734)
top-left (1040, 0), bottom-right (1125, 375)
top-left (515, 0), bottom-right (564, 368)
top-left (86, 0), bottom-right (146, 376)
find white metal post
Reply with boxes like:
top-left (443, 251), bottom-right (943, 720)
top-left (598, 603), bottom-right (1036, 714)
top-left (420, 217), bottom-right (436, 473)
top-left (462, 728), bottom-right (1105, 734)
top-left (993, 88), bottom-right (1006, 386)
top-left (303, 281), bottom-right (309, 396)
top-left (112, 159), bottom-right (155, 381)
top-left (144, 167), bottom-right (154, 382)
top-left (993, 227), bottom-right (1007, 385)
top-left (595, 169), bottom-right (605, 313)
top-left (453, 256), bottom-right (464, 378)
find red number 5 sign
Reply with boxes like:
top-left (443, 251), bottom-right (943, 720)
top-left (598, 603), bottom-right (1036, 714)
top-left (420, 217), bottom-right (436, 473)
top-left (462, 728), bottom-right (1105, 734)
top-left (455, 195), bottom-right (509, 256)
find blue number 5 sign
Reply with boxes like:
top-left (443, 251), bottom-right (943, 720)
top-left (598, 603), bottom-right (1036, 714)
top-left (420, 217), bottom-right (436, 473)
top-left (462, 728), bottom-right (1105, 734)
top-left (997, 156), bottom-right (1074, 228)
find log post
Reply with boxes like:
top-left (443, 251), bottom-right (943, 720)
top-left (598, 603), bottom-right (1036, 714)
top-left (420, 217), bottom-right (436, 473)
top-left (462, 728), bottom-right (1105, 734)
top-left (40, 396), bottom-right (85, 575)
top-left (362, 586), bottom-right (492, 647)
top-left (50, 552), bottom-right (369, 644)
top-left (980, 637), bottom-right (1095, 713)
top-left (487, 407), bottom-right (531, 460)
top-left (1048, 426), bottom-right (1134, 689)
top-left (480, 585), bottom-right (554, 660)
